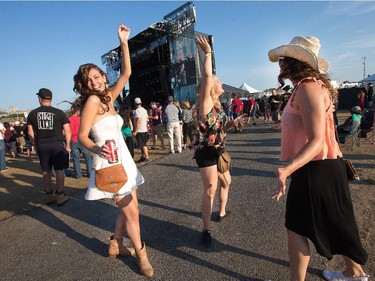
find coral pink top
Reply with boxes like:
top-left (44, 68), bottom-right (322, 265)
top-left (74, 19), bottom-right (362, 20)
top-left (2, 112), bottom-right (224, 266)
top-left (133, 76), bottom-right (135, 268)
top-left (280, 78), bottom-right (342, 161)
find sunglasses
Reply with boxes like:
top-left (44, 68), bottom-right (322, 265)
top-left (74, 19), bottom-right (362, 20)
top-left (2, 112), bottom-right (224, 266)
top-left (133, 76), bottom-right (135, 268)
top-left (278, 57), bottom-right (285, 62)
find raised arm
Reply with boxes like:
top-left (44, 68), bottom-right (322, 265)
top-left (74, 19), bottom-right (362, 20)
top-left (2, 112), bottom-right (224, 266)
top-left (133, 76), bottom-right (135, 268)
top-left (110, 24), bottom-right (131, 101)
top-left (195, 36), bottom-right (214, 116)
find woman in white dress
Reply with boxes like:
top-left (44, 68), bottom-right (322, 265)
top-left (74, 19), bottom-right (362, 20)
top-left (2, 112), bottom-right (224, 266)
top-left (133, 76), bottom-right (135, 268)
top-left (73, 23), bottom-right (153, 278)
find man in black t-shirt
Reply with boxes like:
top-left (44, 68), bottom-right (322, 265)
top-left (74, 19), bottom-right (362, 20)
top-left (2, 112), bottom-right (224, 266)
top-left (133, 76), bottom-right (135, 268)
top-left (279, 85), bottom-right (292, 115)
top-left (268, 88), bottom-right (281, 123)
top-left (28, 88), bottom-right (71, 206)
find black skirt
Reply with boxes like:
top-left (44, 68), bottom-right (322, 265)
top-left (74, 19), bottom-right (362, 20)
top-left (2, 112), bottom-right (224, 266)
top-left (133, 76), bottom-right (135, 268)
top-left (285, 158), bottom-right (367, 265)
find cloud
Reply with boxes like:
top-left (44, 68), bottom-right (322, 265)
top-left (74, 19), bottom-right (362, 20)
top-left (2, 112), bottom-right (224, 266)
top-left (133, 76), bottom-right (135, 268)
top-left (324, 2), bottom-right (375, 16)
top-left (331, 51), bottom-right (358, 64)
top-left (341, 37), bottom-right (375, 50)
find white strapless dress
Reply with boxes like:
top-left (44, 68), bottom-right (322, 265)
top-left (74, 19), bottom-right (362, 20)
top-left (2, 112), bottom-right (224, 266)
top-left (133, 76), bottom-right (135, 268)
top-left (85, 115), bottom-right (144, 200)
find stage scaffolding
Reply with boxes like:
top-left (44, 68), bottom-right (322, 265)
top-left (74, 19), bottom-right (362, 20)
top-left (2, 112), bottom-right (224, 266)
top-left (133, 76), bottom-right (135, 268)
top-left (101, 1), bottom-right (214, 108)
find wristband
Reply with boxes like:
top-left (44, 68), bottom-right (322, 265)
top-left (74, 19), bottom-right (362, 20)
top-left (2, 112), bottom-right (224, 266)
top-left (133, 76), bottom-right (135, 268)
top-left (205, 52), bottom-right (212, 57)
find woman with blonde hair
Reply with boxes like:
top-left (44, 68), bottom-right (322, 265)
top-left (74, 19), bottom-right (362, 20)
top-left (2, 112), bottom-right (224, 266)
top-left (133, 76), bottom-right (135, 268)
top-left (194, 36), bottom-right (240, 245)
top-left (269, 36), bottom-right (368, 281)
top-left (73, 23), bottom-right (153, 278)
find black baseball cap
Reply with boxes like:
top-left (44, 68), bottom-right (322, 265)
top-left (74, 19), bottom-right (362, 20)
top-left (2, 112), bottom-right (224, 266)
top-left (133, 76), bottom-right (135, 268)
top-left (36, 88), bottom-right (53, 99)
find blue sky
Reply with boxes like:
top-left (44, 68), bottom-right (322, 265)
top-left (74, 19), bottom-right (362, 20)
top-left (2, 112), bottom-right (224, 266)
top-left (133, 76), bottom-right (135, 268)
top-left (1, 1), bottom-right (375, 112)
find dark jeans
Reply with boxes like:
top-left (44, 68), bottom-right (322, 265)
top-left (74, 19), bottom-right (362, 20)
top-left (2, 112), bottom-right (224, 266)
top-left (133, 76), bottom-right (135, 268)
top-left (70, 141), bottom-right (93, 178)
top-left (182, 122), bottom-right (194, 144)
top-left (124, 135), bottom-right (134, 158)
top-left (0, 139), bottom-right (6, 170)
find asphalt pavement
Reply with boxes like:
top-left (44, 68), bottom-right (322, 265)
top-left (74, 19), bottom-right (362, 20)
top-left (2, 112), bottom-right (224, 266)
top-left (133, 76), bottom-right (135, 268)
top-left (0, 121), bottom-right (327, 281)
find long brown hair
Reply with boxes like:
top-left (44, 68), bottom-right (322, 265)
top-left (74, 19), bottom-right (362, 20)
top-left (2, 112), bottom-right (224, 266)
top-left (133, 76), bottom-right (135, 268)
top-left (73, 63), bottom-right (111, 114)
top-left (278, 57), bottom-right (336, 99)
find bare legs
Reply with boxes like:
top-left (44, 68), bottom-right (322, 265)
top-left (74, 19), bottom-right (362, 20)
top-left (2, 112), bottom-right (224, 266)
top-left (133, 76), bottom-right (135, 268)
top-left (288, 230), bottom-right (367, 280)
top-left (200, 165), bottom-right (218, 230)
top-left (217, 170), bottom-right (231, 217)
top-left (287, 230), bottom-right (310, 281)
top-left (114, 191), bottom-right (142, 250)
top-left (42, 170), bottom-right (53, 193)
top-left (199, 166), bottom-right (231, 230)
top-left (141, 146), bottom-right (149, 160)
top-left (114, 191), bottom-right (154, 277)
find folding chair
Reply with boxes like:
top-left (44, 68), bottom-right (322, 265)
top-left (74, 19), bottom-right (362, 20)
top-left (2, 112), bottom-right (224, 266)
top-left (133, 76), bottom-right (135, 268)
top-left (360, 125), bottom-right (375, 145)
top-left (359, 109), bottom-right (375, 145)
top-left (337, 119), bottom-right (361, 149)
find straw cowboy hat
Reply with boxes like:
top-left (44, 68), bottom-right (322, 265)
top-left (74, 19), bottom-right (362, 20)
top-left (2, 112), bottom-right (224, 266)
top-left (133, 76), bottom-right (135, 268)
top-left (268, 36), bottom-right (329, 73)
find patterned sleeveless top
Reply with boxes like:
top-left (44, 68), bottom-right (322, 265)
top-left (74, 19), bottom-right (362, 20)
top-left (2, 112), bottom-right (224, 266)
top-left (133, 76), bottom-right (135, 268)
top-left (194, 106), bottom-right (229, 150)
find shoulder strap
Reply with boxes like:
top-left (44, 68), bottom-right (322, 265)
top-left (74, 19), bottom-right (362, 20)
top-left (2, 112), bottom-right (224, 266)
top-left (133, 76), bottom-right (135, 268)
top-left (290, 77), bottom-right (316, 104)
top-left (290, 77), bottom-right (332, 112)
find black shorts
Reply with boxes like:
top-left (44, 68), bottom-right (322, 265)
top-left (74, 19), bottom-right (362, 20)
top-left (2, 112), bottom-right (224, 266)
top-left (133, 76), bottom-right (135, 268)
top-left (36, 142), bottom-right (69, 172)
top-left (136, 132), bottom-right (149, 148)
top-left (195, 146), bottom-right (218, 168)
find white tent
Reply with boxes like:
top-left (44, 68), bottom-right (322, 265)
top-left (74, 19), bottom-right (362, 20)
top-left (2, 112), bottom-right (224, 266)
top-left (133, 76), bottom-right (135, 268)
top-left (239, 82), bottom-right (260, 93)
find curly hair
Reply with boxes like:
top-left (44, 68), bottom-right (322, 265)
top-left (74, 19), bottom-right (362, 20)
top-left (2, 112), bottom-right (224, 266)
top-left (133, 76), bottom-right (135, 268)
top-left (72, 63), bottom-right (111, 114)
top-left (278, 57), bottom-right (337, 99)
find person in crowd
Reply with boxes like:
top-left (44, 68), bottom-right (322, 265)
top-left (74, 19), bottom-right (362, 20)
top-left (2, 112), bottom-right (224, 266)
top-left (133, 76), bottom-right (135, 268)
top-left (263, 96), bottom-right (271, 121)
top-left (20, 118), bottom-right (33, 159)
top-left (278, 85), bottom-right (292, 116)
top-left (119, 108), bottom-right (135, 158)
top-left (225, 99), bottom-right (233, 120)
top-left (251, 99), bottom-right (260, 125)
top-left (14, 120), bottom-right (26, 155)
top-left (28, 88), bottom-right (71, 206)
top-left (269, 35), bottom-right (368, 280)
top-left (181, 99), bottom-right (194, 149)
top-left (149, 101), bottom-right (165, 150)
top-left (0, 122), bottom-right (8, 172)
top-left (231, 93), bottom-right (243, 120)
top-left (360, 106), bottom-right (374, 130)
top-left (337, 105), bottom-right (362, 137)
top-left (194, 36), bottom-right (240, 245)
top-left (245, 96), bottom-right (255, 125)
top-left (367, 83), bottom-right (374, 108)
top-left (133, 97), bottom-right (150, 163)
top-left (73, 23), bottom-right (153, 278)
top-left (174, 100), bottom-right (184, 145)
top-left (231, 93), bottom-right (244, 133)
top-left (3, 121), bottom-right (17, 158)
top-left (357, 90), bottom-right (366, 111)
top-left (68, 102), bottom-right (93, 179)
top-left (164, 95), bottom-right (182, 154)
top-left (268, 88), bottom-right (281, 123)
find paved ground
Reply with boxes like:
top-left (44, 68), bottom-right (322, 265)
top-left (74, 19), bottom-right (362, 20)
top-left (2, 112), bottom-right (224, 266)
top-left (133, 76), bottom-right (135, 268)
top-left (0, 118), bottom-right (372, 281)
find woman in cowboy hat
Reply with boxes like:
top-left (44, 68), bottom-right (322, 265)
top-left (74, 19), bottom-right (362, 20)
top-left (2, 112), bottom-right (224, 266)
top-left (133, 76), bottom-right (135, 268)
top-left (269, 36), bottom-right (368, 281)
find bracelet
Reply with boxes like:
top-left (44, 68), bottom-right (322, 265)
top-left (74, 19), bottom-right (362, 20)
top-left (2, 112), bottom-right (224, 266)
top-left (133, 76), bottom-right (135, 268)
top-left (205, 52), bottom-right (212, 57)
